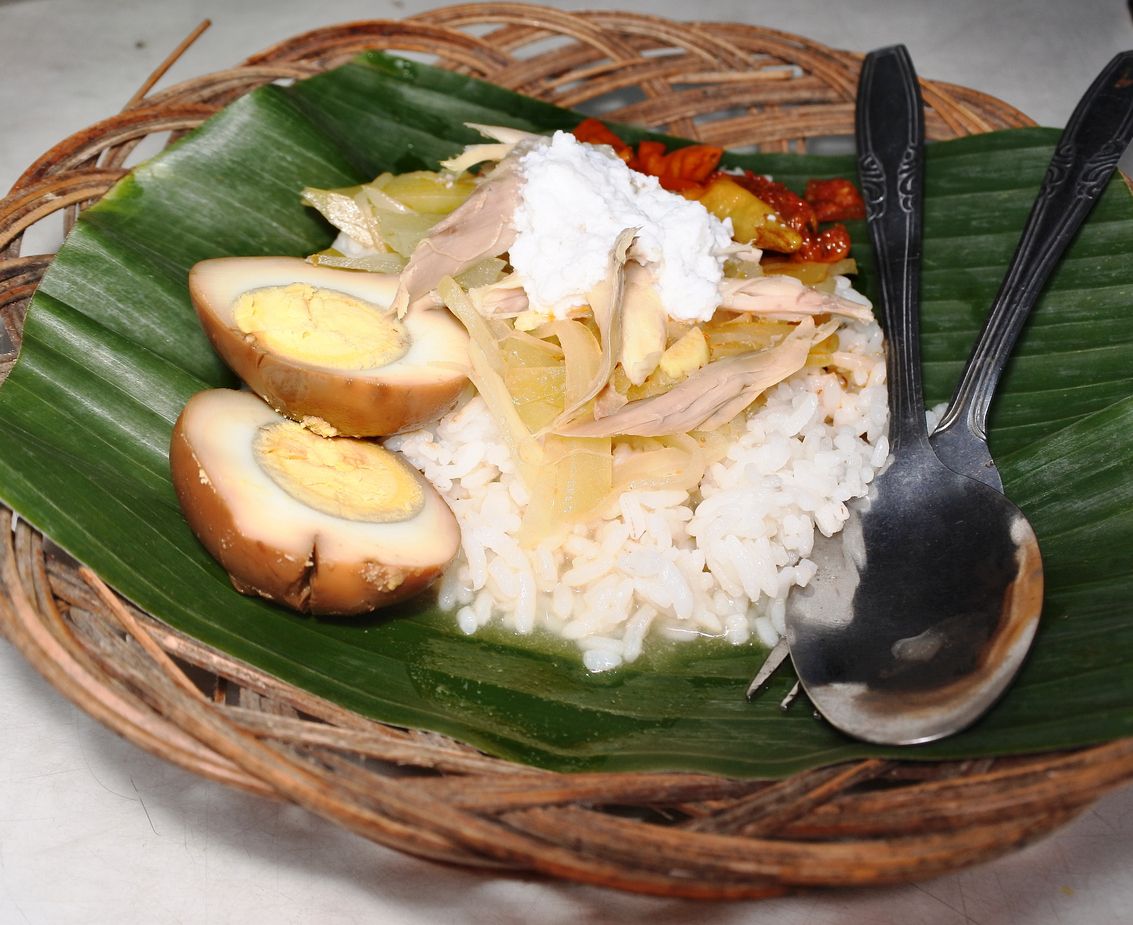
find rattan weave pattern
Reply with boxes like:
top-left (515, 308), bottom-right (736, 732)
top-left (1, 4), bottom-right (1131, 900)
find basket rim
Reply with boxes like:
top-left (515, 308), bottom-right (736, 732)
top-left (0, 3), bottom-right (1129, 901)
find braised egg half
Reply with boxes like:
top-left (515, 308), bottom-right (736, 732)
top-left (189, 256), bottom-right (469, 436)
top-left (170, 388), bottom-right (460, 614)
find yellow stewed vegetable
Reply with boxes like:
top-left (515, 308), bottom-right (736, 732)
top-left (695, 176), bottom-right (803, 253)
top-left (377, 170), bottom-right (478, 213)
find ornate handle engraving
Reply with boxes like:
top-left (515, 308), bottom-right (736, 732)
top-left (896, 143), bottom-right (920, 214)
top-left (858, 151), bottom-right (886, 220)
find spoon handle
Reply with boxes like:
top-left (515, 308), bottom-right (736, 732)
top-left (856, 45), bottom-right (928, 456)
top-left (931, 51), bottom-right (1133, 486)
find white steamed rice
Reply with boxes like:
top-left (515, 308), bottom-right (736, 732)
top-left (387, 316), bottom-right (889, 671)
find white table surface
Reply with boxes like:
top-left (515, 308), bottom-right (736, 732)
top-left (2, 1), bottom-right (1132, 922)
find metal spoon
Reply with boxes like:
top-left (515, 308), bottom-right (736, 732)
top-left (931, 50), bottom-right (1133, 490)
top-left (780, 45), bottom-right (1044, 745)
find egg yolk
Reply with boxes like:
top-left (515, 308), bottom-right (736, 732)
top-left (253, 420), bottom-right (424, 522)
top-left (233, 283), bottom-right (410, 369)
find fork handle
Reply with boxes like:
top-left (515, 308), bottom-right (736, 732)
top-left (932, 51), bottom-right (1133, 481)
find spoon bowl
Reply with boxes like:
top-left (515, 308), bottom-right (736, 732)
top-left (786, 442), bottom-right (1043, 744)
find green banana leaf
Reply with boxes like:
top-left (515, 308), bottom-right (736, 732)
top-left (1, 52), bottom-right (1131, 778)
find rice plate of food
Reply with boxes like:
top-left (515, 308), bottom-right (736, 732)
top-left (1, 51), bottom-right (1131, 778)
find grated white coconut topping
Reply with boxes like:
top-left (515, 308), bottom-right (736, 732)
top-left (509, 131), bottom-right (734, 322)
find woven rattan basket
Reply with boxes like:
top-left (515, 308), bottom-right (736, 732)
top-left (2, 4), bottom-right (1132, 900)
